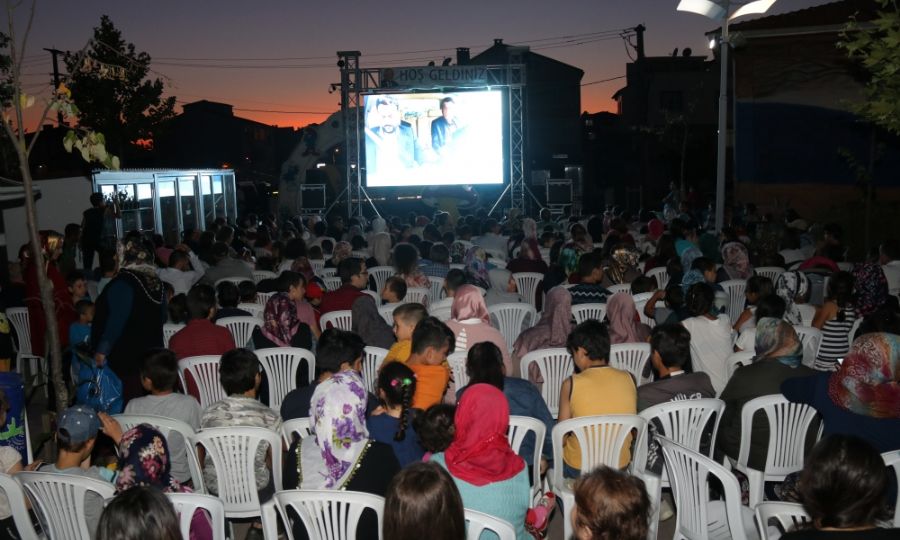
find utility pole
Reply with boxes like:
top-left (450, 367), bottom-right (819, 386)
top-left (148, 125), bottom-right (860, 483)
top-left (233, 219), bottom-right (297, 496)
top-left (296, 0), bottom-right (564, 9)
top-left (43, 47), bottom-right (65, 126)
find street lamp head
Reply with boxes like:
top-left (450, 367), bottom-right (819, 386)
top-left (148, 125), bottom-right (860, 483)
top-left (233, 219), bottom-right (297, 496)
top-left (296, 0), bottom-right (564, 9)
top-left (676, 0), bottom-right (726, 20)
top-left (708, 37), bottom-right (718, 49)
top-left (729, 0), bottom-right (777, 20)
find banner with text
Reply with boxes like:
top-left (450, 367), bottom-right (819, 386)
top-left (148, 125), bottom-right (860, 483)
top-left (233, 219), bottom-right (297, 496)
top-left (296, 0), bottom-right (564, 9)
top-left (379, 66), bottom-right (490, 89)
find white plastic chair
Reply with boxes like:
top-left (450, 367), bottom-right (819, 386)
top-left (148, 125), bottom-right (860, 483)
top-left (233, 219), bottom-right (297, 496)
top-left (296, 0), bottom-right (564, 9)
top-left (726, 350), bottom-right (756, 379)
top-left (792, 325), bottom-right (823, 369)
top-left (378, 303), bottom-right (400, 325)
top-left (323, 275), bottom-right (344, 291)
top-left (6, 307), bottom-right (45, 391)
top-left (551, 415), bottom-right (648, 540)
top-left (449, 263), bottom-right (465, 271)
top-left (350, 249), bottom-right (369, 259)
top-left (755, 267), bottom-right (785, 283)
top-left (309, 259), bottom-right (325, 276)
top-left (632, 291), bottom-right (657, 328)
top-left (368, 266), bottom-right (395, 294)
top-left (273, 489), bottom-right (384, 540)
top-left (317, 267), bottom-right (338, 279)
top-left (281, 417), bottom-right (314, 448)
top-left (237, 302), bottom-right (265, 319)
top-left (255, 291), bottom-right (276, 306)
top-left (488, 303), bottom-right (537, 353)
top-left (404, 287), bottom-right (430, 307)
top-left (836, 261), bottom-right (854, 272)
top-left (163, 322), bottom-right (185, 348)
top-left (113, 414), bottom-right (206, 492)
top-left (192, 426), bottom-right (282, 537)
top-left (754, 501), bottom-right (810, 540)
top-left (447, 351), bottom-right (469, 391)
top-left (609, 343), bottom-right (652, 386)
top-left (571, 303), bottom-right (607, 324)
top-left (166, 492), bottom-right (227, 540)
top-left (17, 471), bottom-right (116, 540)
top-left (178, 355), bottom-right (226, 409)
top-left (847, 317), bottom-right (862, 349)
top-left (357, 289), bottom-right (378, 307)
top-left (362, 346), bottom-right (388, 395)
top-left (216, 315), bottom-right (262, 348)
top-left (519, 348), bottom-right (573, 418)
top-left (464, 508), bottom-right (516, 540)
top-left (721, 279), bottom-right (748, 328)
top-left (427, 276), bottom-right (447, 303)
top-left (882, 450), bottom-right (900, 527)
top-left (512, 272), bottom-right (543, 310)
top-left (735, 395), bottom-right (821, 507)
top-left (507, 415), bottom-right (546, 500)
top-left (215, 276), bottom-right (250, 288)
top-left (646, 266), bottom-right (670, 289)
top-left (86, 280), bottom-right (99, 301)
top-left (607, 283), bottom-right (632, 296)
top-left (484, 248), bottom-right (507, 262)
top-left (252, 270), bottom-right (277, 284)
top-left (256, 347), bottom-right (316, 410)
top-left (658, 436), bottom-right (756, 540)
top-left (320, 310), bottom-right (353, 331)
top-left (430, 303), bottom-right (453, 322)
top-left (0, 473), bottom-right (39, 540)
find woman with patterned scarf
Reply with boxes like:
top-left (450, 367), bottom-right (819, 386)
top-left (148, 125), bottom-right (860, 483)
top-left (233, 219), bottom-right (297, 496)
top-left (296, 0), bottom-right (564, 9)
top-left (91, 239), bottom-right (167, 402)
top-left (603, 245), bottom-right (641, 286)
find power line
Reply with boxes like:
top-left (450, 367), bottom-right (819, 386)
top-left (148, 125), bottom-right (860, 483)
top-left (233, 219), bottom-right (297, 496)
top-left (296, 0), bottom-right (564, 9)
top-left (581, 75), bottom-right (625, 87)
top-left (173, 99), bottom-right (330, 115)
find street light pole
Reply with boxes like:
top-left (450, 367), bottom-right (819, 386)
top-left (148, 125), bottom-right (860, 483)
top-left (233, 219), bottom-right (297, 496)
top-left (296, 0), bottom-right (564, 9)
top-left (715, 14), bottom-right (729, 233)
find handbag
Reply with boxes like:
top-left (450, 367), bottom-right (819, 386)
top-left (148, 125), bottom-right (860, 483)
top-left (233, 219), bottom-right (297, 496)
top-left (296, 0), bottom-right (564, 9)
top-left (74, 343), bottom-right (123, 414)
top-left (524, 491), bottom-right (556, 539)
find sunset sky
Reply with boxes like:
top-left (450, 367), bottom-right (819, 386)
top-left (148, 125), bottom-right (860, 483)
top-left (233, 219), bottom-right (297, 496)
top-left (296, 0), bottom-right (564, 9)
top-left (13, 0), bottom-right (832, 129)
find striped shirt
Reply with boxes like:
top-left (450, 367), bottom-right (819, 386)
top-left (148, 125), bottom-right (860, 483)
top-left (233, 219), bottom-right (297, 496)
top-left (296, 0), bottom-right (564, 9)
top-left (815, 305), bottom-right (856, 371)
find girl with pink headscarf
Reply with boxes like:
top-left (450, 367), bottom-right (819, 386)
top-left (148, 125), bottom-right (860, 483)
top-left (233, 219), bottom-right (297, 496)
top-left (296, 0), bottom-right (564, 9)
top-left (444, 285), bottom-right (511, 375)
top-left (513, 287), bottom-right (573, 378)
top-left (606, 292), bottom-right (650, 344)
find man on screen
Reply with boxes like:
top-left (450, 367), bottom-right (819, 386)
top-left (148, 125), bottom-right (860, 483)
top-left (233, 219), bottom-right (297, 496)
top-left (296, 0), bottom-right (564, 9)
top-left (366, 96), bottom-right (420, 175)
top-left (431, 97), bottom-right (459, 155)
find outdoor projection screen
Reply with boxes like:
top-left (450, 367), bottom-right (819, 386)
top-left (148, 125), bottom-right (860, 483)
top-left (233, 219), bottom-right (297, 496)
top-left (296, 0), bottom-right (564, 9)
top-left (362, 90), bottom-right (504, 187)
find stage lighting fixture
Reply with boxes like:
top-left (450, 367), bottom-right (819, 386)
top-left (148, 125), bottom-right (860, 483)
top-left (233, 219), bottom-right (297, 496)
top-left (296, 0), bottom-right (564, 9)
top-left (337, 59), bottom-right (345, 68)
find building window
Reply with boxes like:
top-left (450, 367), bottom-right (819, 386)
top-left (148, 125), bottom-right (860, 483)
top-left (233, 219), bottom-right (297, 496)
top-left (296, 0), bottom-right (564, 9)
top-left (659, 91), bottom-right (683, 112)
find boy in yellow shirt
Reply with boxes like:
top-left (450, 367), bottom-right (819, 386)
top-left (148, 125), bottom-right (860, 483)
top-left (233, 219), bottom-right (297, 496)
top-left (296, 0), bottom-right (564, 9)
top-left (384, 303), bottom-right (428, 364)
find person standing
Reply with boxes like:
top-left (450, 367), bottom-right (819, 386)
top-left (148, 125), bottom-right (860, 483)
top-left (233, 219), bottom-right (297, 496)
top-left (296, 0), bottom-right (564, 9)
top-left (80, 193), bottom-right (117, 273)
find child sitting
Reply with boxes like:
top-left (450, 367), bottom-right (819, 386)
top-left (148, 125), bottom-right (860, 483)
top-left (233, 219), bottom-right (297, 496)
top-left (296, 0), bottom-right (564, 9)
top-left (238, 280), bottom-right (258, 304)
top-left (405, 317), bottom-right (455, 410)
top-left (412, 403), bottom-right (456, 460)
top-left (382, 276), bottom-right (408, 305)
top-left (123, 348), bottom-right (202, 485)
top-left (732, 275), bottom-right (774, 332)
top-left (367, 362), bottom-right (425, 466)
top-left (384, 303), bottom-right (428, 364)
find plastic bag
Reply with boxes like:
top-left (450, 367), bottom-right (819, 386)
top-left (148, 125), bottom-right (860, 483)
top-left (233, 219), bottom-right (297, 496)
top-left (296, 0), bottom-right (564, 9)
top-left (74, 345), bottom-right (123, 414)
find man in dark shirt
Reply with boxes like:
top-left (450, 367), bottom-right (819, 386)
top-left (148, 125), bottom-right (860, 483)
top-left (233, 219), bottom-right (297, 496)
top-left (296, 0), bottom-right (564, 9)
top-left (80, 193), bottom-right (107, 272)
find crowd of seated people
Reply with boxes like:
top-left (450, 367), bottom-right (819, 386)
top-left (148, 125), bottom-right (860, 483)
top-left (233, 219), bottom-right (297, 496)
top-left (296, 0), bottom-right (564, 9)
top-left (2, 194), bottom-right (900, 539)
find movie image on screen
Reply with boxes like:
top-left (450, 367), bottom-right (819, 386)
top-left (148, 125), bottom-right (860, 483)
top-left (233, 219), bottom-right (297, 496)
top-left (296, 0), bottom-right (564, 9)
top-left (363, 90), bottom-right (504, 187)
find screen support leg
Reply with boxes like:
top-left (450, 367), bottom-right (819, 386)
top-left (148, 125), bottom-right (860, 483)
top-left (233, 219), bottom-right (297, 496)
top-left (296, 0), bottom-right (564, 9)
top-left (487, 183), bottom-right (512, 217)
top-left (324, 187), bottom-right (348, 217)
top-left (357, 186), bottom-right (382, 220)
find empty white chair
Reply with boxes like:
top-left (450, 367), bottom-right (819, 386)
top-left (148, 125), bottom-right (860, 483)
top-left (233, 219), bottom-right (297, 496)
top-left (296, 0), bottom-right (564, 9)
top-left (309, 259), bottom-right (325, 275)
top-left (507, 415), bottom-right (546, 500)
top-left (216, 315), bottom-right (262, 348)
top-left (464, 508), bottom-right (516, 540)
top-left (320, 310), bottom-right (353, 331)
top-left (658, 436), bottom-right (756, 540)
top-left (520, 348), bottom-right (573, 418)
top-left (427, 275), bottom-right (446, 303)
top-left (281, 417), bottom-right (314, 448)
top-left (720, 279), bottom-right (748, 327)
top-left (609, 343), bottom-right (652, 386)
top-left (488, 303), bottom-right (537, 353)
top-left (6, 307), bottom-right (45, 390)
top-left (163, 322), bottom-right (185, 348)
top-left (606, 283), bottom-right (632, 296)
top-left (512, 272), bottom-right (543, 310)
top-left (405, 287), bottom-right (430, 306)
top-left (323, 275), bottom-right (343, 291)
top-left (571, 303), bottom-right (607, 324)
top-left (237, 302), bottom-right (264, 319)
top-left (447, 351), bottom-right (469, 391)
top-left (755, 267), bottom-right (785, 283)
top-left (632, 291), bottom-right (656, 328)
top-left (726, 350), bottom-right (756, 379)
top-left (166, 492), bottom-right (227, 540)
top-left (362, 346), bottom-right (388, 395)
top-left (792, 325), bottom-right (823, 369)
top-left (252, 270), bottom-right (277, 284)
top-left (882, 450), bottom-right (900, 527)
top-left (257, 348), bottom-right (316, 410)
top-left (368, 266), bottom-right (395, 294)
top-left (113, 414), bottom-right (205, 492)
top-left (646, 266), bottom-right (670, 289)
top-left (178, 355), bottom-right (226, 409)
top-left (755, 501), bottom-right (811, 540)
top-left (192, 427), bottom-right (282, 527)
top-left (735, 395), bottom-right (821, 507)
top-left (550, 415), bottom-right (648, 540)
top-left (17, 471), bottom-right (116, 540)
top-left (0, 473), bottom-right (39, 540)
top-left (273, 489), bottom-right (384, 540)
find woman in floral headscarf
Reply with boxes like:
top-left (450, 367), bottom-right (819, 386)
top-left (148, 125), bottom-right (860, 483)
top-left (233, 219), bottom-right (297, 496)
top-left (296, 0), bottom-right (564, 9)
top-left (852, 263), bottom-right (890, 320)
top-left (463, 246), bottom-right (491, 290)
top-left (115, 424), bottom-right (213, 540)
top-left (450, 241), bottom-right (468, 265)
top-left (719, 241), bottom-right (754, 281)
top-left (775, 271), bottom-right (813, 326)
top-left (284, 371), bottom-right (399, 540)
top-left (603, 245), bottom-right (641, 286)
top-left (252, 290), bottom-right (312, 350)
top-left (782, 333), bottom-right (900, 453)
top-left (325, 240), bottom-right (353, 269)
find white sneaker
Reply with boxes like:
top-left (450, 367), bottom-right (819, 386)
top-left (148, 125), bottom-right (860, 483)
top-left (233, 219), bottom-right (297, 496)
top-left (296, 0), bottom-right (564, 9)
top-left (659, 498), bottom-right (675, 521)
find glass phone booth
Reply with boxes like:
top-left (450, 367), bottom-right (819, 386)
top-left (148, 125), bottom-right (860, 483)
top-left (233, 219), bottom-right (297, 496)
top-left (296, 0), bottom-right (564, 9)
top-left (92, 169), bottom-right (237, 245)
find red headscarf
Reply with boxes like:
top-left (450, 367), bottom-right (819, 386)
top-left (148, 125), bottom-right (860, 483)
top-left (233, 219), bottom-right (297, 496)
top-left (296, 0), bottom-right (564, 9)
top-left (444, 384), bottom-right (524, 486)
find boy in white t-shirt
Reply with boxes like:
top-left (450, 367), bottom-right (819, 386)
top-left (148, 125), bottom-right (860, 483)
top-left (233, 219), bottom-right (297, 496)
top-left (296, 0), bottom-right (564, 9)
top-left (123, 348), bottom-right (201, 485)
